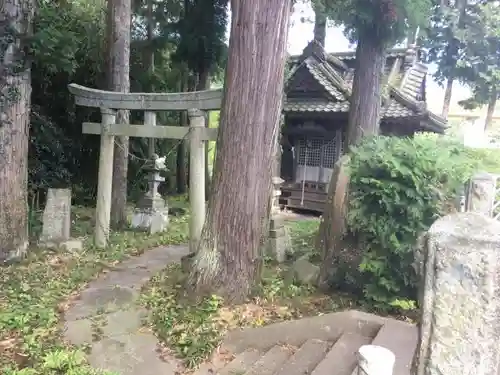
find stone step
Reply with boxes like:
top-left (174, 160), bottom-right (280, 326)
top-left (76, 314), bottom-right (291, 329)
top-left (311, 332), bottom-right (372, 375)
top-left (274, 339), bottom-right (330, 375)
top-left (219, 348), bottom-right (262, 375)
top-left (369, 320), bottom-right (418, 375)
top-left (222, 310), bottom-right (384, 354)
top-left (244, 345), bottom-right (294, 375)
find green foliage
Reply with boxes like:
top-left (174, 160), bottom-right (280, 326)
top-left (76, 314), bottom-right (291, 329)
top-left (346, 134), bottom-right (478, 309)
top-left (455, 2), bottom-right (500, 109)
top-left (316, 0), bottom-right (431, 45)
top-left (420, 0), bottom-right (468, 87)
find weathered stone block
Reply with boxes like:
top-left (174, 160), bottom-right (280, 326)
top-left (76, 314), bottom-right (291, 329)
top-left (290, 256), bottom-right (319, 285)
top-left (466, 172), bottom-right (498, 216)
top-left (413, 212), bottom-right (500, 375)
top-left (267, 217), bottom-right (291, 263)
top-left (40, 188), bottom-right (71, 243)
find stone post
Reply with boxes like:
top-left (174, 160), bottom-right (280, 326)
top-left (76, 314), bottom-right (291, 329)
top-left (465, 172), bottom-right (498, 217)
top-left (267, 177), bottom-right (291, 262)
top-left (357, 345), bottom-right (395, 375)
top-left (188, 109), bottom-right (206, 253)
top-left (95, 108), bottom-right (116, 248)
top-left (413, 212), bottom-right (500, 375)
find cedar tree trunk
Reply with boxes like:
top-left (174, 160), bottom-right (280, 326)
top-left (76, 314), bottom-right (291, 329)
top-left (347, 35), bottom-right (385, 145)
top-left (108, 0), bottom-right (131, 229)
top-left (313, 8), bottom-right (326, 46)
top-left (441, 75), bottom-right (454, 119)
top-left (0, 0), bottom-right (32, 261)
top-left (188, 0), bottom-right (292, 303)
top-left (317, 34), bottom-right (385, 287)
top-left (147, 0), bottom-right (155, 158)
top-left (485, 87), bottom-right (497, 131)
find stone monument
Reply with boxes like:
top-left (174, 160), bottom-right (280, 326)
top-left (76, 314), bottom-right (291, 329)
top-left (465, 172), bottom-right (498, 217)
top-left (131, 154), bottom-right (169, 234)
top-left (413, 212), bottom-right (500, 375)
top-left (39, 188), bottom-right (82, 251)
top-left (267, 177), bottom-right (291, 262)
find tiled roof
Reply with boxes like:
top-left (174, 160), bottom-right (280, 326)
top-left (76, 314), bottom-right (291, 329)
top-left (303, 58), bottom-right (347, 101)
top-left (284, 98), bottom-right (349, 113)
top-left (284, 41), bottom-right (447, 132)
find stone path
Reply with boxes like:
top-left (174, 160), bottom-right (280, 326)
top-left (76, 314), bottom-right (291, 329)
top-left (63, 244), bottom-right (189, 375)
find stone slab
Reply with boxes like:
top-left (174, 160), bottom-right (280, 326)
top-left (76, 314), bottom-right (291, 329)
top-left (89, 333), bottom-right (179, 375)
top-left (40, 188), bottom-right (71, 242)
top-left (244, 345), bottom-right (293, 375)
top-left (312, 332), bottom-right (372, 375)
top-left (414, 212), bottom-right (500, 375)
top-left (275, 339), bottom-right (330, 375)
top-left (63, 318), bottom-right (93, 346)
top-left (102, 309), bottom-right (148, 338)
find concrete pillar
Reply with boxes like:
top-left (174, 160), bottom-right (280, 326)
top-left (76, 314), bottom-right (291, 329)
top-left (95, 108), bottom-right (116, 248)
top-left (188, 109), bottom-right (206, 253)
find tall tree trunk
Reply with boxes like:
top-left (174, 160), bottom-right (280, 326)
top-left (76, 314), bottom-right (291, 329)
top-left (147, 0), bottom-right (155, 158)
top-left (108, 0), bottom-right (131, 229)
top-left (0, 0), bottom-right (32, 262)
top-left (317, 35), bottom-right (385, 287)
top-left (441, 75), bottom-right (454, 119)
top-left (347, 36), bottom-right (385, 145)
top-left (188, 0), bottom-right (292, 302)
top-left (484, 87), bottom-right (497, 131)
top-left (313, 8), bottom-right (326, 46)
top-left (176, 72), bottom-right (189, 194)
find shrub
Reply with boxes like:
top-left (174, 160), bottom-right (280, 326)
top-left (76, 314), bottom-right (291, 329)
top-left (346, 133), bottom-right (479, 310)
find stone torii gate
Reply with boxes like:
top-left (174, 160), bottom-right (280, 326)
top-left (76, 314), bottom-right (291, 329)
top-left (68, 83), bottom-right (222, 251)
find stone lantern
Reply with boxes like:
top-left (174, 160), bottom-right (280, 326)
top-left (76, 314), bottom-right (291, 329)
top-left (131, 154), bottom-right (169, 234)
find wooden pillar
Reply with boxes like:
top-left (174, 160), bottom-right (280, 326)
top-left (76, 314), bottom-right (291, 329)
top-left (188, 109), bottom-right (206, 253)
top-left (145, 111), bottom-right (156, 157)
top-left (95, 108), bottom-right (116, 248)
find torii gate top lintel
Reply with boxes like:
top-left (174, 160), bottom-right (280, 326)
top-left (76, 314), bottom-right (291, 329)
top-left (68, 83), bottom-right (223, 111)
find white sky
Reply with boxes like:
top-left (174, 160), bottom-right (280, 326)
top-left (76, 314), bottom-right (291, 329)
top-left (287, 2), bottom-right (473, 114)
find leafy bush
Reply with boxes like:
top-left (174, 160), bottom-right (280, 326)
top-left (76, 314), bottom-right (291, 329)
top-left (346, 133), bottom-right (479, 309)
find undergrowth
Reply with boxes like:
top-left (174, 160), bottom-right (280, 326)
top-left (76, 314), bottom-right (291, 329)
top-left (0, 198), bottom-right (189, 375)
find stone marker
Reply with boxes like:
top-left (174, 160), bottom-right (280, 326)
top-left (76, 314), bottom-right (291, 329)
top-left (290, 255), bottom-right (320, 285)
top-left (413, 212), bottom-right (500, 375)
top-left (465, 172), bottom-right (498, 217)
top-left (40, 188), bottom-right (72, 243)
top-left (267, 177), bottom-right (291, 262)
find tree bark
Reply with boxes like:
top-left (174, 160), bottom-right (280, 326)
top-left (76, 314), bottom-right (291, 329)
top-left (188, 0), bottom-right (292, 303)
top-left (316, 157), bottom-right (350, 289)
top-left (176, 108), bottom-right (188, 194)
top-left (346, 35), bottom-right (385, 145)
top-left (108, 0), bottom-right (131, 229)
top-left (0, 0), bottom-right (32, 261)
top-left (313, 8), bottom-right (326, 46)
top-left (147, 0), bottom-right (155, 158)
top-left (317, 34), bottom-right (385, 286)
top-left (176, 72), bottom-right (189, 194)
top-left (441, 75), bottom-right (454, 119)
top-left (484, 87), bottom-right (497, 131)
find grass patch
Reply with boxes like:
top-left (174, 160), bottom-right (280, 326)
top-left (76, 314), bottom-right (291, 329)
top-left (0, 197), bottom-right (190, 375)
